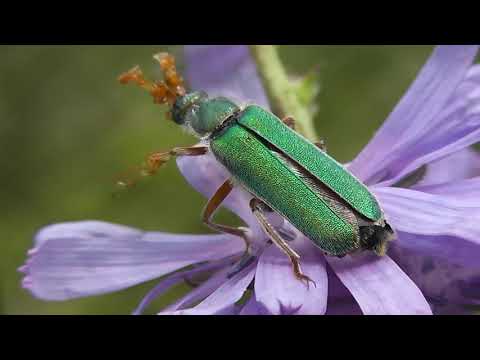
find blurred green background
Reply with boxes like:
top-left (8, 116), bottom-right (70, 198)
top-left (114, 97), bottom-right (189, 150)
top-left (0, 45), bottom-right (436, 314)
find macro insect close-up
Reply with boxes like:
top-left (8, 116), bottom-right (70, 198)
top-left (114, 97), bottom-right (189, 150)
top-left (2, 45), bottom-right (480, 315)
top-left (116, 52), bottom-right (395, 288)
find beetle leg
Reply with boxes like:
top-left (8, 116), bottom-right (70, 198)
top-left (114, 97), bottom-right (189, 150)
top-left (202, 178), bottom-right (252, 253)
top-left (145, 146), bottom-right (208, 176)
top-left (116, 145), bottom-right (208, 189)
top-left (203, 179), bottom-right (258, 279)
top-left (282, 116), bottom-right (327, 152)
top-left (315, 139), bottom-right (327, 152)
top-left (202, 179), bottom-right (255, 278)
top-left (281, 116), bottom-right (296, 130)
top-left (249, 198), bottom-right (316, 289)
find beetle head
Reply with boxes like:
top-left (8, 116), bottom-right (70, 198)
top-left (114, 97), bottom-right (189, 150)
top-left (119, 52), bottom-right (239, 137)
top-left (172, 93), bottom-right (239, 137)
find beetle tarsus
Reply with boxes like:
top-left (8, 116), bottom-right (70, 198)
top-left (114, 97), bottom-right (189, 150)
top-left (250, 198), bottom-right (315, 288)
top-left (315, 139), bottom-right (327, 152)
top-left (146, 146), bottom-right (208, 176)
top-left (281, 116), bottom-right (296, 130)
top-left (116, 145), bottom-right (208, 191)
top-left (291, 257), bottom-right (317, 289)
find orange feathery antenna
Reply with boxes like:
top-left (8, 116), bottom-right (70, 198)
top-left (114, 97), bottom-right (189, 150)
top-left (118, 52), bottom-right (186, 106)
top-left (114, 53), bottom-right (188, 192)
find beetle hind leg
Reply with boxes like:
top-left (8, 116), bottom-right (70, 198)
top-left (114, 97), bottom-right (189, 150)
top-left (290, 256), bottom-right (316, 287)
top-left (249, 198), bottom-right (316, 289)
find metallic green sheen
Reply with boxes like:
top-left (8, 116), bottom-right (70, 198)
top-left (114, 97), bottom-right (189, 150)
top-left (172, 91), bottom-right (208, 125)
top-left (238, 105), bottom-right (382, 222)
top-left (210, 123), bottom-right (360, 255)
top-left (193, 98), bottom-right (240, 135)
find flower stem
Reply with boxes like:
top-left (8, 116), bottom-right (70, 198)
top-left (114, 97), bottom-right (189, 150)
top-left (249, 45), bottom-right (319, 142)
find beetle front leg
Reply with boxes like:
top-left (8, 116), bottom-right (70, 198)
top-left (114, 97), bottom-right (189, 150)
top-left (144, 146), bottom-right (208, 176)
top-left (116, 145), bottom-right (208, 189)
top-left (249, 198), bottom-right (316, 289)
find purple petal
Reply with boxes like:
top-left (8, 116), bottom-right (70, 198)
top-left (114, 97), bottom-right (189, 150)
top-left (395, 232), bottom-right (480, 269)
top-left (21, 221), bottom-right (243, 301)
top-left (133, 257), bottom-right (234, 315)
top-left (375, 181), bottom-right (480, 267)
top-left (376, 65), bottom-right (480, 187)
top-left (177, 153), bottom-right (264, 238)
top-left (325, 301), bottom-right (363, 315)
top-left (416, 148), bottom-right (480, 186)
top-left (349, 45), bottom-right (479, 185)
top-left (255, 241), bottom-right (328, 315)
top-left (325, 266), bottom-right (362, 315)
top-left (373, 186), bottom-right (480, 240)
top-left (414, 176), bottom-right (480, 206)
top-left (389, 245), bottom-right (480, 314)
top-left (184, 45), bottom-right (269, 107)
top-left (160, 261), bottom-right (256, 315)
top-left (239, 292), bottom-right (271, 315)
top-left (327, 254), bottom-right (432, 315)
top-left (161, 265), bottom-right (233, 312)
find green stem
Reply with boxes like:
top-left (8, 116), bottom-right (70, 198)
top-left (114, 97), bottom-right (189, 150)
top-left (249, 45), bottom-right (319, 142)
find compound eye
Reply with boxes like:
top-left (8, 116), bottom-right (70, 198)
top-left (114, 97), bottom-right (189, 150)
top-left (171, 91), bottom-right (209, 125)
top-left (171, 101), bottom-right (187, 125)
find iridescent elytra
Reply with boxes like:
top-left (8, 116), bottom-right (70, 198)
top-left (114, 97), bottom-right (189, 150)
top-left (117, 53), bottom-right (395, 286)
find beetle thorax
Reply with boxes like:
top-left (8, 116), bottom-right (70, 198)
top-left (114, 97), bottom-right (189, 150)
top-left (172, 91), bottom-right (240, 137)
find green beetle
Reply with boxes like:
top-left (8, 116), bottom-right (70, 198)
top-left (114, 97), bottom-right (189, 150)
top-left (118, 53), bottom-right (395, 285)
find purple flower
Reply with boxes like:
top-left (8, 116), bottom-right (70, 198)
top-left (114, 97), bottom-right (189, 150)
top-left (19, 45), bottom-right (480, 315)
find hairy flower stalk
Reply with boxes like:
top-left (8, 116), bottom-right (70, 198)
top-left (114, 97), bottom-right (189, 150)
top-left (19, 45), bottom-right (480, 315)
top-left (248, 45), bottom-right (319, 142)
